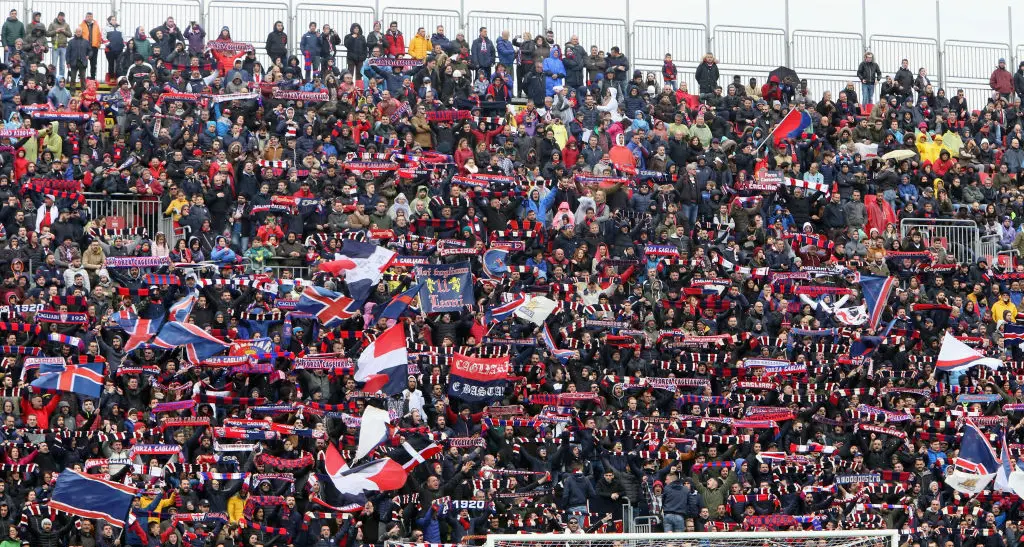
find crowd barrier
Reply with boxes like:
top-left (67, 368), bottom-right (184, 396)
top-left (13, 0), bottom-right (1024, 110)
top-left (899, 218), bottom-right (993, 265)
top-left (84, 194), bottom-right (176, 242)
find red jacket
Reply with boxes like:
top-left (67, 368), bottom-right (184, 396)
top-left (383, 31), bottom-right (405, 56)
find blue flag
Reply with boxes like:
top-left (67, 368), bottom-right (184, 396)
top-left (50, 469), bottom-right (139, 527)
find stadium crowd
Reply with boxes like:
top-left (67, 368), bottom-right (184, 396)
top-left (0, 5), bottom-right (1018, 547)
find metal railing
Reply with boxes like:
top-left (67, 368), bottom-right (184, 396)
top-left (899, 218), bottom-right (986, 264)
top-left (262, 262), bottom-right (311, 279)
top-left (84, 194), bottom-right (176, 241)
top-left (5, 0), bottom-right (1021, 107)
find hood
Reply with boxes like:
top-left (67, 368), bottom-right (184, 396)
top-left (549, 44), bottom-right (561, 60)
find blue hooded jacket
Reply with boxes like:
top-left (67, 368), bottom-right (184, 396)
top-left (542, 45), bottom-right (565, 97)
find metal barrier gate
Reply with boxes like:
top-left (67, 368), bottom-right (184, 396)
top-left (899, 218), bottom-right (991, 264)
top-left (85, 194), bottom-right (176, 242)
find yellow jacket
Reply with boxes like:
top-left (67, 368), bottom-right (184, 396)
top-left (992, 299), bottom-right (1018, 323)
top-left (227, 493), bottom-right (247, 523)
top-left (164, 197), bottom-right (189, 222)
top-left (409, 35), bottom-right (430, 60)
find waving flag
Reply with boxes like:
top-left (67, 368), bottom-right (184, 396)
top-left (153, 321), bottom-right (231, 363)
top-left (860, 275), bottom-right (896, 330)
top-left (50, 469), bottom-right (139, 527)
top-left (482, 249), bottom-right (509, 279)
top-left (996, 433), bottom-right (1018, 494)
top-left (395, 437), bottom-right (444, 471)
top-left (485, 294), bottom-right (526, 324)
top-left (168, 291), bottom-right (198, 322)
top-left (298, 286), bottom-right (357, 327)
top-left (31, 362), bottom-right (105, 398)
top-left (114, 314), bottom-right (164, 353)
top-left (379, 283), bottom-right (421, 320)
top-left (946, 418), bottom-right (999, 494)
top-left (541, 325), bottom-right (575, 363)
top-left (325, 441), bottom-right (350, 476)
top-left (936, 332), bottom-right (1003, 373)
top-left (354, 405), bottom-right (392, 462)
top-left (1004, 323), bottom-right (1024, 346)
top-left (772, 109), bottom-right (813, 146)
top-left (513, 295), bottom-right (558, 326)
top-left (332, 241), bottom-right (397, 303)
top-left (354, 323), bottom-right (408, 395)
top-left (328, 457), bottom-right (407, 496)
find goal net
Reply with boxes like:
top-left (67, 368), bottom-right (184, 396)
top-left (485, 531), bottom-right (901, 547)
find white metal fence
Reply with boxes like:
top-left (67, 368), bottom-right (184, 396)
top-left (5, 0), bottom-right (1022, 107)
top-left (899, 218), bottom-right (997, 265)
top-left (85, 194), bottom-right (176, 241)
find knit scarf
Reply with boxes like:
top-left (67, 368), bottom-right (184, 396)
top-left (34, 311), bottom-right (89, 325)
top-left (256, 452), bottom-right (314, 470)
top-left (47, 333), bottom-right (85, 350)
top-left (425, 109), bottom-right (473, 122)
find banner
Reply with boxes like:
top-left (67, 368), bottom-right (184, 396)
top-left (448, 352), bottom-right (510, 403)
top-left (415, 262), bottom-right (473, 313)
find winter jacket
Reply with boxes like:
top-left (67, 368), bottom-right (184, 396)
top-left (991, 66), bottom-right (1014, 95)
top-left (857, 60), bottom-right (881, 83)
top-left (344, 25), bottom-right (367, 63)
top-left (300, 30), bottom-right (321, 58)
top-left (265, 27), bottom-right (288, 60)
top-left (1, 16), bottom-right (23, 47)
top-left (661, 481), bottom-right (690, 515)
top-left (46, 18), bottom-right (72, 48)
top-left (561, 473), bottom-right (597, 508)
top-left (183, 24), bottom-right (205, 55)
top-left (496, 37), bottom-right (515, 65)
top-left (695, 61), bottom-right (719, 94)
top-left (470, 36), bottom-right (495, 69)
top-left (66, 36), bottom-right (90, 69)
top-left (563, 43), bottom-right (586, 89)
top-left (605, 51), bottom-right (628, 82)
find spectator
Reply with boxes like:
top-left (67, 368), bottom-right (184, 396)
top-left (45, 11), bottom-right (71, 78)
top-left (265, 20), bottom-right (288, 65)
top-left (991, 57), bottom-right (1014, 100)
top-left (65, 27), bottom-right (89, 92)
top-left (383, 20), bottom-right (404, 56)
top-left (0, 9), bottom-right (23, 63)
top-left (300, 22), bottom-right (321, 80)
top-left (857, 51), bottom-right (881, 105)
top-left (78, 12), bottom-right (101, 81)
top-left (470, 26), bottom-right (495, 79)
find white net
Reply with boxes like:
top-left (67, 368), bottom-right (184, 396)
top-left (486, 532), bottom-right (900, 547)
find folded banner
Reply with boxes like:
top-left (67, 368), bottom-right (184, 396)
top-left (448, 352), bottom-right (511, 404)
top-left (414, 262), bottom-right (473, 313)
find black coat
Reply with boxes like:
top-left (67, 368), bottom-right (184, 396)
top-left (66, 36), bottom-right (90, 69)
